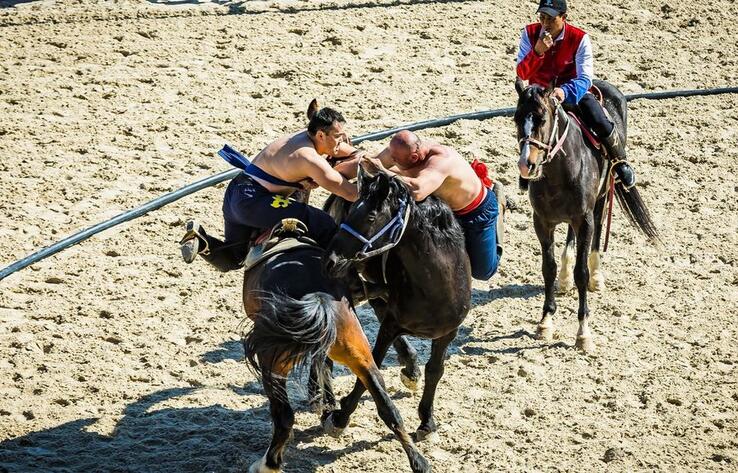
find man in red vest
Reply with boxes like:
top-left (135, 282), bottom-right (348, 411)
top-left (516, 0), bottom-right (636, 188)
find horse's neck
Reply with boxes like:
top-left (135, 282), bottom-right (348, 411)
top-left (392, 213), bottom-right (444, 283)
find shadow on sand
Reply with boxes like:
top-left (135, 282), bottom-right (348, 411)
top-left (1, 279), bottom-right (553, 472)
top-left (0, 385), bottom-right (397, 472)
top-left (145, 0), bottom-right (482, 16)
top-left (0, 0), bottom-right (37, 8)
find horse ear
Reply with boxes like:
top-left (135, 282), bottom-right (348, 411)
top-left (357, 158), bottom-right (375, 191)
top-left (544, 83), bottom-right (555, 97)
top-left (515, 78), bottom-right (526, 97)
top-left (374, 171), bottom-right (390, 201)
top-left (359, 156), bottom-right (382, 177)
top-left (357, 161), bottom-right (367, 183)
top-left (307, 99), bottom-right (319, 120)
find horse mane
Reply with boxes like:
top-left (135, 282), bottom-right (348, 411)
top-left (388, 177), bottom-right (465, 249)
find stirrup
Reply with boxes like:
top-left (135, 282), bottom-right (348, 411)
top-left (493, 181), bottom-right (517, 214)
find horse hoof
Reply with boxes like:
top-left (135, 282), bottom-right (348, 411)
top-left (400, 371), bottom-right (420, 392)
top-left (536, 324), bottom-right (553, 341)
top-left (588, 275), bottom-right (605, 292)
top-left (575, 336), bottom-right (596, 353)
top-left (410, 454), bottom-right (432, 473)
top-left (414, 428), bottom-right (439, 443)
top-left (248, 455), bottom-right (279, 473)
top-left (322, 412), bottom-right (346, 438)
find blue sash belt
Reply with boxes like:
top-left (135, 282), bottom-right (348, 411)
top-left (218, 144), bottom-right (303, 189)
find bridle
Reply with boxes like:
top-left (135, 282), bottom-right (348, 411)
top-left (338, 196), bottom-right (411, 261)
top-left (519, 97), bottom-right (571, 180)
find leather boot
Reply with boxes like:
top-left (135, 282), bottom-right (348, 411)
top-left (602, 127), bottom-right (636, 189)
top-left (179, 220), bottom-right (248, 272)
top-left (179, 220), bottom-right (210, 263)
top-left (347, 271), bottom-right (388, 304)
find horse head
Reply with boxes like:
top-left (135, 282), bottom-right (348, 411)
top-left (514, 81), bottom-right (561, 180)
top-left (323, 159), bottom-right (411, 277)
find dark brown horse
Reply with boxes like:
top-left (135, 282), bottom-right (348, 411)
top-left (322, 160), bottom-right (471, 442)
top-left (514, 79), bottom-right (658, 352)
top-left (241, 225), bottom-right (430, 473)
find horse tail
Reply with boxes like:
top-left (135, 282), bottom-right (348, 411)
top-left (614, 184), bottom-right (660, 243)
top-left (242, 292), bottom-right (339, 382)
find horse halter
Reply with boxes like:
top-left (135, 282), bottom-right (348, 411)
top-left (519, 98), bottom-right (571, 180)
top-left (339, 196), bottom-right (411, 261)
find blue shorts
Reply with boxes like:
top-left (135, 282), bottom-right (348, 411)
top-left (222, 173), bottom-right (337, 248)
top-left (455, 189), bottom-right (502, 281)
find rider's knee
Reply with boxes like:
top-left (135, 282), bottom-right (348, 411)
top-left (471, 259), bottom-right (499, 281)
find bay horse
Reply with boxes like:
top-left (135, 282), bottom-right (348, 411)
top-left (241, 222), bottom-right (430, 473)
top-left (514, 78), bottom-right (659, 352)
top-left (322, 160), bottom-right (471, 441)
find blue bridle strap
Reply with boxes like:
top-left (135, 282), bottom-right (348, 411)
top-left (339, 198), bottom-right (409, 260)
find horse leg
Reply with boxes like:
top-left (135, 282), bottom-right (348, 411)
top-left (534, 215), bottom-right (557, 340)
top-left (326, 310), bottom-right (430, 473)
top-left (308, 357), bottom-right (334, 415)
top-left (557, 225), bottom-right (575, 294)
top-left (323, 317), bottom-right (401, 435)
top-left (249, 361), bottom-right (293, 473)
top-left (372, 300), bottom-right (421, 390)
top-left (573, 215), bottom-right (596, 352)
top-left (394, 336), bottom-right (421, 391)
top-left (416, 328), bottom-right (457, 441)
top-left (588, 196), bottom-right (607, 292)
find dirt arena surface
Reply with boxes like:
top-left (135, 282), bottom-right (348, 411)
top-left (1, 0), bottom-right (737, 471)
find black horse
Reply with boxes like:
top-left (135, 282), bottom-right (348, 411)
top-left (322, 159), bottom-right (471, 441)
top-left (241, 223), bottom-right (429, 473)
top-left (514, 79), bottom-right (658, 352)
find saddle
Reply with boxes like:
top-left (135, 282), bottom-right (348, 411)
top-left (243, 218), bottom-right (319, 273)
top-left (564, 85), bottom-right (610, 150)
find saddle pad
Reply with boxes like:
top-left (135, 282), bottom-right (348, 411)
top-left (243, 236), bottom-right (319, 273)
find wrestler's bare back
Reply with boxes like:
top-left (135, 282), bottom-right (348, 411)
top-left (248, 131), bottom-right (318, 195)
top-left (407, 143), bottom-right (483, 211)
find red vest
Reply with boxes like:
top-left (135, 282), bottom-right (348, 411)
top-left (517, 23), bottom-right (586, 88)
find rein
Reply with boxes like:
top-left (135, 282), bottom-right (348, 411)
top-left (519, 101), bottom-right (571, 181)
top-left (339, 196), bottom-right (411, 261)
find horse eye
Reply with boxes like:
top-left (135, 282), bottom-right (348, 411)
top-left (367, 211), bottom-right (377, 222)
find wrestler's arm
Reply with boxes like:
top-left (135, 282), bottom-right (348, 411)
top-left (300, 150), bottom-right (359, 202)
top-left (330, 142), bottom-right (366, 179)
top-left (362, 149), bottom-right (445, 200)
top-left (372, 147), bottom-right (401, 172)
top-left (399, 170), bottom-right (446, 201)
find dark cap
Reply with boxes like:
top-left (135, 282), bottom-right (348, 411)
top-left (537, 0), bottom-right (567, 16)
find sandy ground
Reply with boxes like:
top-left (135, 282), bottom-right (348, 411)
top-left (1, 0), bottom-right (737, 471)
